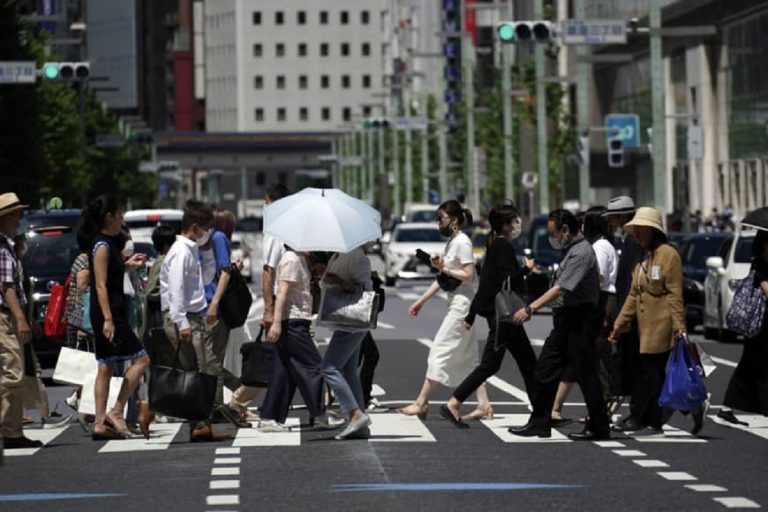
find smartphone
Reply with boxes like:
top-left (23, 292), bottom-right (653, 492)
top-left (415, 249), bottom-right (432, 266)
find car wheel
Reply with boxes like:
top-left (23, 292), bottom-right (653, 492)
top-left (385, 276), bottom-right (396, 287)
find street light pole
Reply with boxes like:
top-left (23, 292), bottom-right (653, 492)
top-left (420, 90), bottom-right (430, 203)
top-left (502, 0), bottom-right (515, 202)
top-left (575, 0), bottom-right (590, 208)
top-left (461, 0), bottom-right (478, 214)
top-left (650, 0), bottom-right (668, 212)
top-left (367, 128), bottom-right (375, 204)
top-left (534, 0), bottom-right (549, 213)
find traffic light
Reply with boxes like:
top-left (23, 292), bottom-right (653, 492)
top-left (608, 136), bottom-right (624, 168)
top-left (364, 117), bottom-right (390, 129)
top-left (41, 62), bottom-right (90, 81)
top-left (496, 21), bottom-right (556, 43)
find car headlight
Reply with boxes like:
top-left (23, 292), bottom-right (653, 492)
top-left (728, 279), bottom-right (741, 291)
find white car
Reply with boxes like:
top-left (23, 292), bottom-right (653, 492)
top-left (230, 232), bottom-right (252, 282)
top-left (383, 222), bottom-right (445, 287)
top-left (124, 209), bottom-right (183, 244)
top-left (404, 203), bottom-right (437, 224)
top-left (703, 230), bottom-right (756, 341)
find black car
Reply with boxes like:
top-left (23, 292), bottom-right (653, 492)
top-left (678, 232), bottom-right (733, 330)
top-left (21, 209), bottom-right (82, 368)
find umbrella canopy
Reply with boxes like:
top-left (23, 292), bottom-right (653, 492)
top-left (263, 188), bottom-right (382, 252)
top-left (741, 207), bottom-right (768, 232)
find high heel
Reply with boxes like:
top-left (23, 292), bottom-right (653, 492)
top-left (397, 403), bottom-right (428, 420)
top-left (138, 400), bottom-right (154, 440)
top-left (461, 405), bottom-right (494, 422)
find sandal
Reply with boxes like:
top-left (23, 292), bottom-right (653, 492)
top-left (461, 406), bottom-right (494, 422)
top-left (104, 415), bottom-right (132, 438)
top-left (397, 403), bottom-right (429, 420)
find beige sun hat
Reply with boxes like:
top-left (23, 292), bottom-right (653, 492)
top-left (623, 207), bottom-right (665, 237)
top-left (0, 193), bottom-right (29, 218)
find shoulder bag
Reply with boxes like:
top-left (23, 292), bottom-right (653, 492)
top-left (495, 275), bottom-right (526, 323)
top-left (240, 327), bottom-right (275, 388)
top-left (317, 286), bottom-right (379, 332)
top-left (219, 263), bottom-right (253, 329)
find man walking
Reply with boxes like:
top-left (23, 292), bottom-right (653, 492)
top-left (510, 209), bottom-right (609, 440)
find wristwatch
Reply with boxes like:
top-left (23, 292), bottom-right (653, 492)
top-left (525, 305), bottom-right (533, 316)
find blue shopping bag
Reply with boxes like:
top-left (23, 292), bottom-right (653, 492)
top-left (658, 336), bottom-right (707, 412)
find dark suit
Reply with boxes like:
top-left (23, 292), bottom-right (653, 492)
top-left (614, 233), bottom-right (642, 400)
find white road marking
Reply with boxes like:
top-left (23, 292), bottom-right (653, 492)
top-left (686, 485), bottom-right (728, 492)
top-left (233, 417), bottom-right (301, 447)
top-left (370, 384), bottom-right (386, 397)
top-left (215, 447), bottom-right (241, 455)
top-left (712, 497), bottom-right (761, 508)
top-left (612, 449), bottom-right (646, 457)
top-left (398, 292), bottom-right (421, 301)
top-left (212, 467), bottom-right (240, 476)
top-left (4, 425), bottom-right (69, 456)
top-left (377, 321), bottom-right (395, 329)
top-left (594, 441), bottom-right (626, 448)
top-left (710, 414), bottom-right (768, 441)
top-left (710, 356), bottom-right (738, 368)
top-left (368, 413), bottom-right (436, 442)
top-left (206, 495), bottom-right (239, 506)
top-left (530, 338), bottom-right (546, 347)
top-left (481, 414), bottom-right (570, 443)
top-left (632, 425), bottom-right (707, 443)
top-left (99, 423), bottom-right (183, 453)
top-left (657, 472), bottom-right (697, 481)
top-left (633, 459), bottom-right (670, 468)
top-left (210, 480), bottom-right (240, 490)
top-left (214, 457), bottom-right (242, 465)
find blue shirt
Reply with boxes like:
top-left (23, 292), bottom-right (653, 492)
top-left (203, 230), bottom-right (232, 304)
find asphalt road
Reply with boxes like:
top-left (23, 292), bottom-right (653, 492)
top-left (1, 271), bottom-right (766, 512)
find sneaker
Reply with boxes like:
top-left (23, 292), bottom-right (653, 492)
top-left (313, 415), bottom-right (346, 430)
top-left (64, 390), bottom-right (79, 411)
top-left (335, 414), bottom-right (372, 440)
top-left (42, 413), bottom-right (72, 429)
top-left (257, 419), bottom-right (289, 433)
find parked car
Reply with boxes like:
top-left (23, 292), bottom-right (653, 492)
top-left (404, 203), bottom-right (437, 224)
top-left (230, 232), bottom-right (252, 282)
top-left (383, 223), bottom-right (444, 287)
top-left (468, 226), bottom-right (491, 271)
top-left (124, 209), bottom-right (183, 244)
top-left (703, 230), bottom-right (755, 342)
top-left (678, 233), bottom-right (733, 330)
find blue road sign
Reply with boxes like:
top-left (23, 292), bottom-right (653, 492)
top-left (605, 114), bottom-right (640, 148)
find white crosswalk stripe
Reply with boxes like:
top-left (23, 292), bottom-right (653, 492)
top-left (3, 425), bottom-right (68, 456)
top-left (482, 414), bottom-right (571, 443)
top-left (99, 423), bottom-right (184, 453)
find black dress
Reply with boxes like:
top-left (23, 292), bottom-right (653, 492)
top-left (89, 233), bottom-right (146, 364)
top-left (723, 258), bottom-right (768, 415)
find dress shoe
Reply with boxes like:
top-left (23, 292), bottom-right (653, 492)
top-left (568, 429), bottom-right (610, 441)
top-left (717, 409), bottom-right (749, 426)
top-left (138, 400), bottom-right (155, 440)
top-left (4, 436), bottom-right (44, 449)
top-left (440, 404), bottom-right (469, 429)
top-left (508, 423), bottom-right (551, 438)
top-left (190, 425), bottom-right (230, 442)
top-left (611, 417), bottom-right (643, 432)
top-left (691, 401), bottom-right (709, 436)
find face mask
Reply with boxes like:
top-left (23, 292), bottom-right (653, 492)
top-left (439, 226), bottom-right (452, 238)
top-left (121, 240), bottom-right (134, 258)
top-left (549, 235), bottom-right (564, 250)
top-left (196, 228), bottom-right (211, 247)
top-left (510, 221), bottom-right (522, 240)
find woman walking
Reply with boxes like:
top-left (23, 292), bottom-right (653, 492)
top-left (81, 195), bottom-right (150, 440)
top-left (399, 200), bottom-right (490, 419)
top-left (441, 201), bottom-right (537, 427)
top-left (609, 207), bottom-right (705, 435)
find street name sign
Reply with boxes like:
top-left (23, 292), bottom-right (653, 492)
top-left (562, 19), bottom-right (627, 45)
top-left (0, 61), bottom-right (36, 84)
top-left (605, 114), bottom-right (640, 148)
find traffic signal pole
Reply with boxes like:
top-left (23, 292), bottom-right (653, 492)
top-left (575, 0), bottom-right (590, 208)
top-left (501, 1), bottom-right (515, 203)
top-left (461, 0), bottom-right (479, 216)
top-left (367, 128), bottom-right (375, 204)
top-left (534, 0), bottom-right (549, 213)
top-left (650, 0), bottom-right (668, 212)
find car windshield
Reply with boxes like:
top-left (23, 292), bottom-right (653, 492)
top-left (237, 217), bottom-right (263, 232)
top-left (473, 233), bottom-right (488, 248)
top-left (410, 210), bottom-right (436, 223)
top-left (231, 240), bottom-right (242, 250)
top-left (125, 219), bottom-right (183, 233)
top-left (22, 230), bottom-right (78, 276)
top-left (395, 228), bottom-right (443, 243)
top-left (734, 237), bottom-right (754, 263)
top-left (682, 237), bottom-right (726, 268)
top-left (531, 225), bottom-right (560, 262)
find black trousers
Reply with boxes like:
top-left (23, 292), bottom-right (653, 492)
top-left (260, 320), bottom-right (324, 424)
top-left (358, 332), bottom-right (380, 407)
top-left (633, 351), bottom-right (671, 429)
top-left (529, 304), bottom-right (609, 435)
top-left (453, 315), bottom-right (537, 403)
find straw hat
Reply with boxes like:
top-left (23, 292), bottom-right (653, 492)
top-left (0, 193), bottom-right (28, 218)
top-left (623, 207), bottom-right (665, 237)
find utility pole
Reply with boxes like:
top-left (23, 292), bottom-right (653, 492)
top-left (378, 125), bottom-right (386, 208)
top-left (367, 128), bottom-right (375, 204)
top-left (420, 90), bottom-right (430, 203)
top-left (460, 0), bottom-right (478, 214)
top-left (331, 139), bottom-right (338, 189)
top-left (650, 0), bottom-right (667, 212)
top-left (534, 0), bottom-right (549, 213)
top-left (393, 125), bottom-right (401, 217)
top-left (502, 0), bottom-right (514, 202)
top-left (575, 0), bottom-right (590, 208)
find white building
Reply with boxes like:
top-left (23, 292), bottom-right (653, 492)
top-left (203, 0), bottom-right (388, 132)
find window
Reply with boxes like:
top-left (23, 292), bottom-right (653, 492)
top-left (340, 11), bottom-right (349, 24)
top-left (320, 43), bottom-right (329, 57)
top-left (276, 43), bottom-right (285, 57)
top-left (252, 11), bottom-right (261, 25)
top-left (276, 75), bottom-right (286, 89)
top-left (298, 43), bottom-right (307, 57)
top-left (275, 11), bottom-right (284, 24)
top-left (320, 75), bottom-right (330, 88)
top-left (363, 106), bottom-right (371, 116)
top-left (297, 11), bottom-right (306, 24)
top-left (320, 11), bottom-right (328, 24)
top-left (341, 43), bottom-right (350, 56)
top-left (341, 75), bottom-right (351, 88)
top-left (255, 108), bottom-right (264, 121)
top-left (253, 44), bottom-right (262, 57)
top-left (299, 75), bottom-right (308, 89)
top-left (254, 75), bottom-right (263, 89)
top-left (342, 107), bottom-right (351, 121)
top-left (362, 75), bottom-right (371, 88)
top-left (277, 107), bottom-right (286, 121)
top-left (361, 11), bottom-right (370, 24)
top-left (299, 107), bottom-right (309, 121)
top-left (362, 43), bottom-right (371, 56)
top-left (322, 107), bottom-right (331, 121)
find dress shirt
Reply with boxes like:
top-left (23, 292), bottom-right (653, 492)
top-left (160, 235), bottom-right (207, 330)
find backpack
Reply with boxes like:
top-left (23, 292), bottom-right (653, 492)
top-left (44, 277), bottom-right (70, 339)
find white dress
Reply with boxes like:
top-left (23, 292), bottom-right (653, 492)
top-left (426, 232), bottom-right (480, 386)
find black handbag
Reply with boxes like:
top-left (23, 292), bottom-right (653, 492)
top-left (436, 272), bottom-right (462, 292)
top-left (240, 327), bottom-right (275, 387)
top-left (495, 276), bottom-right (526, 323)
top-left (148, 335), bottom-right (217, 420)
top-left (219, 263), bottom-right (253, 329)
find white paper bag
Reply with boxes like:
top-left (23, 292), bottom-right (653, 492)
top-left (78, 373), bottom-right (126, 416)
top-left (53, 347), bottom-right (97, 386)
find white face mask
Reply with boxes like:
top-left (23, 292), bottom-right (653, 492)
top-left (196, 229), bottom-right (211, 247)
top-left (121, 240), bottom-right (134, 258)
top-left (510, 220), bottom-right (522, 240)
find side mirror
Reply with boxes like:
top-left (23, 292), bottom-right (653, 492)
top-left (706, 256), bottom-right (724, 271)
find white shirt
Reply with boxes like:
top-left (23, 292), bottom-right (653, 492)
top-left (592, 238), bottom-right (618, 294)
top-left (263, 233), bottom-right (285, 295)
top-left (443, 232), bottom-right (475, 299)
top-left (160, 235), bottom-right (207, 329)
top-left (277, 251), bottom-right (313, 320)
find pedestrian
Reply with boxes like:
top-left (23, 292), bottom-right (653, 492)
top-left (399, 200), bottom-right (491, 419)
top-left (551, 206), bottom-right (619, 423)
top-left (510, 209), bottom-right (609, 440)
top-left (257, 246), bottom-right (342, 432)
top-left (609, 207), bottom-right (704, 435)
top-left (441, 201), bottom-right (537, 428)
top-left (320, 247), bottom-right (373, 439)
top-left (145, 224), bottom-right (176, 332)
top-left (358, 270), bottom-right (384, 410)
top-left (161, 199), bottom-right (230, 442)
top-left (718, 230), bottom-right (768, 427)
top-left (603, 196), bottom-right (642, 428)
top-left (80, 195), bottom-right (150, 440)
top-left (0, 193), bottom-right (45, 448)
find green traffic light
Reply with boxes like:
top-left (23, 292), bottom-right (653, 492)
top-left (498, 23), bottom-right (515, 42)
top-left (42, 63), bottom-right (59, 79)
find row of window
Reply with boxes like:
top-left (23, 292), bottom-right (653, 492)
top-left (253, 10), bottom-right (370, 26)
top-left (252, 42), bottom-right (372, 58)
top-left (254, 106), bottom-right (371, 123)
top-left (254, 74), bottom-right (373, 90)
